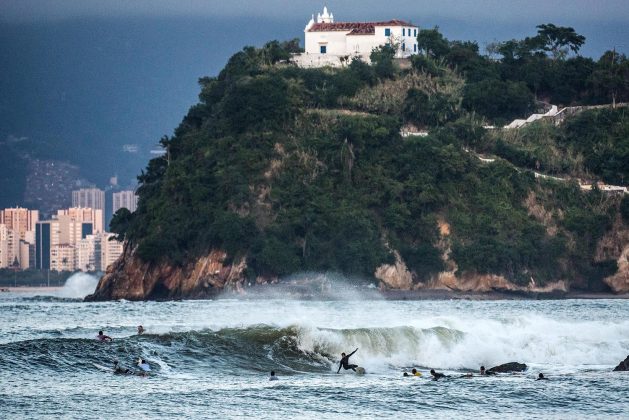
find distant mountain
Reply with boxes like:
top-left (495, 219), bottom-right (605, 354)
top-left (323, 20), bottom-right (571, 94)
top-left (0, 16), bottom-right (300, 208)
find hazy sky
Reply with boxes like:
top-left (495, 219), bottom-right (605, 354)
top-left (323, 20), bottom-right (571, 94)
top-left (3, 0), bottom-right (629, 24)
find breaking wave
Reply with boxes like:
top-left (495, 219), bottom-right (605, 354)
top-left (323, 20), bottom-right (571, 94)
top-left (1, 318), bottom-right (627, 375)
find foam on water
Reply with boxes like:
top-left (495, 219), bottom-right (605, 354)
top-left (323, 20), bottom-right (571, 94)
top-left (291, 315), bottom-right (629, 373)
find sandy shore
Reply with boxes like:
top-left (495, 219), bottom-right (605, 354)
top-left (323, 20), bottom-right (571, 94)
top-left (2, 286), bottom-right (63, 293)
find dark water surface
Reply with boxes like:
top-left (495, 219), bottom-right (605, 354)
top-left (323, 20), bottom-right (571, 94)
top-left (1, 293), bottom-right (628, 419)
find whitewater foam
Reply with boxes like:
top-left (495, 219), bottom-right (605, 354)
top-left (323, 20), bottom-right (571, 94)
top-left (58, 272), bottom-right (99, 299)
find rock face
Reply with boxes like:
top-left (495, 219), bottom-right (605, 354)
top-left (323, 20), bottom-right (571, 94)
top-left (612, 355), bottom-right (629, 371)
top-left (375, 251), bottom-right (413, 290)
top-left (604, 246), bottom-right (629, 294)
top-left (487, 362), bottom-right (527, 373)
top-left (375, 257), bottom-right (568, 294)
top-left (85, 244), bottom-right (247, 301)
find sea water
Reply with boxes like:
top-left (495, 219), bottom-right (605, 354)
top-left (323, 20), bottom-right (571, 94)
top-left (1, 289), bottom-right (628, 419)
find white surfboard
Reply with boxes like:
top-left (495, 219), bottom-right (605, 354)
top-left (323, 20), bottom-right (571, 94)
top-left (355, 367), bottom-right (366, 375)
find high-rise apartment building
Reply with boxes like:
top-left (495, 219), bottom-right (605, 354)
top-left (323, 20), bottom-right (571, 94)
top-left (76, 235), bottom-right (96, 272)
top-left (57, 207), bottom-right (103, 234)
top-left (72, 188), bottom-right (105, 229)
top-left (50, 244), bottom-right (76, 272)
top-left (112, 190), bottom-right (138, 213)
top-left (35, 220), bottom-right (58, 270)
top-left (0, 224), bottom-right (19, 268)
top-left (36, 209), bottom-right (118, 272)
top-left (96, 232), bottom-right (124, 271)
top-left (0, 207), bottom-right (39, 241)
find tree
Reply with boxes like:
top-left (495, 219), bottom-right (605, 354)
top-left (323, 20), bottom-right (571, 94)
top-left (590, 50), bottom-right (629, 106)
top-left (416, 27), bottom-right (450, 59)
top-left (370, 45), bottom-right (397, 79)
top-left (110, 208), bottom-right (134, 242)
top-left (534, 24), bottom-right (586, 59)
top-left (462, 79), bottom-right (534, 123)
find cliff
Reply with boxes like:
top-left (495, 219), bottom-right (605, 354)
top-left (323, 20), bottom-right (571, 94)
top-left (86, 245), bottom-right (246, 301)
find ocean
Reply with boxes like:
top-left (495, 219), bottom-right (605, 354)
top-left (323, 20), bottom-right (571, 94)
top-left (1, 281), bottom-right (628, 419)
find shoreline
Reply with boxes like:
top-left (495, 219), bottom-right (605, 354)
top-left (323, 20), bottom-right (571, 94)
top-left (214, 285), bottom-right (629, 301)
top-left (5, 285), bottom-right (626, 300)
top-left (1, 286), bottom-right (63, 293)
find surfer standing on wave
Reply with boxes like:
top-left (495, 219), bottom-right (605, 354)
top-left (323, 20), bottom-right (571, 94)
top-left (337, 348), bottom-right (359, 373)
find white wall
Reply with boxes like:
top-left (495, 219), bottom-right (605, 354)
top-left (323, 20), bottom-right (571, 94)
top-left (305, 30), bottom-right (348, 55)
top-left (305, 24), bottom-right (418, 60)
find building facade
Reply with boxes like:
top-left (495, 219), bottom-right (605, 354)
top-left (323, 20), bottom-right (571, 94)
top-left (35, 216), bottom-right (122, 272)
top-left (0, 224), bottom-right (19, 268)
top-left (72, 188), bottom-right (105, 229)
top-left (50, 244), bottom-right (76, 272)
top-left (0, 207), bottom-right (39, 241)
top-left (57, 207), bottom-right (103, 234)
top-left (96, 232), bottom-right (124, 271)
top-left (35, 220), bottom-right (58, 270)
top-left (296, 7), bottom-right (418, 67)
top-left (112, 190), bottom-right (138, 213)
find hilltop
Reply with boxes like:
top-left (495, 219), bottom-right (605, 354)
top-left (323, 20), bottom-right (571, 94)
top-left (87, 27), bottom-right (629, 300)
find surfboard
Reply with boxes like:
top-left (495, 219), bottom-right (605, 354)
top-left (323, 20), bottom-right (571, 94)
top-left (92, 362), bottom-right (112, 372)
top-left (355, 367), bottom-right (366, 375)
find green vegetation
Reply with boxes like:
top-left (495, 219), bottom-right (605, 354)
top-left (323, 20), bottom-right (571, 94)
top-left (110, 34), bottom-right (627, 291)
top-left (486, 108), bottom-right (629, 185)
top-left (414, 24), bottom-right (628, 123)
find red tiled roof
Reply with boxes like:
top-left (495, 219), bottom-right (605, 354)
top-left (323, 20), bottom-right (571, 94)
top-left (308, 20), bottom-right (415, 34)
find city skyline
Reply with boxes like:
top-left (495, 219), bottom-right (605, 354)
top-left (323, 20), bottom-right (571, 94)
top-left (0, 186), bottom-right (136, 272)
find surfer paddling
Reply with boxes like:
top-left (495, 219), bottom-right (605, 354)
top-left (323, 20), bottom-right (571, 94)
top-left (337, 348), bottom-right (359, 373)
top-left (96, 331), bottom-right (112, 342)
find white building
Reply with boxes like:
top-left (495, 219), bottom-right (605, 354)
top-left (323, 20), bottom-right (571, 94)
top-left (113, 190), bottom-right (138, 213)
top-left (57, 207), bottom-right (103, 235)
top-left (50, 244), bottom-right (76, 272)
top-left (296, 6), bottom-right (418, 67)
top-left (76, 235), bottom-right (96, 272)
top-left (0, 224), bottom-right (19, 268)
top-left (96, 232), bottom-right (123, 272)
top-left (0, 207), bottom-right (39, 241)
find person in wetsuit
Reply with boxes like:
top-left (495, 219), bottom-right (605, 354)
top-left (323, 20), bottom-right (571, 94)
top-left (480, 365), bottom-right (495, 376)
top-left (536, 373), bottom-right (548, 380)
top-left (336, 348), bottom-right (359, 373)
top-left (113, 361), bottom-right (131, 375)
top-left (430, 369), bottom-right (446, 380)
top-left (96, 331), bottom-right (112, 342)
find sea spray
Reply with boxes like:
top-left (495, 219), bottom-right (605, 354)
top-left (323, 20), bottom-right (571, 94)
top-left (58, 272), bottom-right (99, 299)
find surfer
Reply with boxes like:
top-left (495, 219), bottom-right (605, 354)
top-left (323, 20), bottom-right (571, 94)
top-left (411, 368), bottom-right (422, 377)
top-left (137, 359), bottom-right (151, 376)
top-left (430, 369), bottom-right (446, 380)
top-left (480, 366), bottom-right (495, 375)
top-left (137, 325), bottom-right (145, 335)
top-left (269, 371), bottom-right (279, 381)
top-left (536, 373), bottom-right (548, 381)
top-left (96, 331), bottom-right (112, 342)
top-left (113, 361), bottom-right (131, 375)
top-left (336, 348), bottom-right (359, 373)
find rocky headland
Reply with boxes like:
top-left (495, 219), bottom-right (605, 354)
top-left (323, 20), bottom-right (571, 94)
top-left (87, 39), bottom-right (629, 301)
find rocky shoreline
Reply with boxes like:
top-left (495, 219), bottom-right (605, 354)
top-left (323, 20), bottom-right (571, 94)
top-left (85, 238), bottom-right (629, 302)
